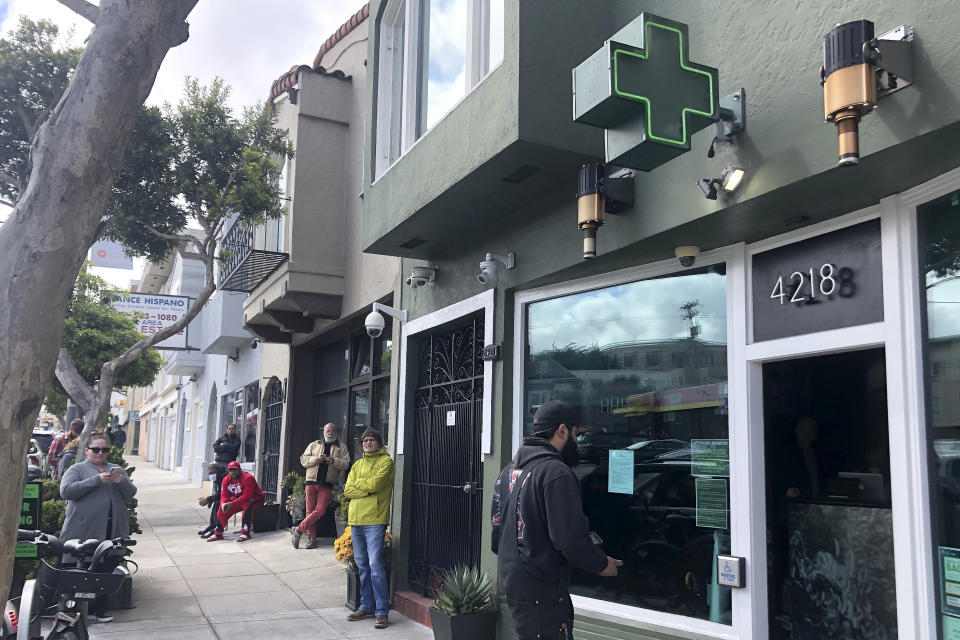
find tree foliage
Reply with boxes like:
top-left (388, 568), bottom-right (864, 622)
top-left (0, 17), bottom-right (81, 205)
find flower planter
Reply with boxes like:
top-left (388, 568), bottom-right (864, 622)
top-left (429, 607), bottom-right (498, 640)
top-left (345, 571), bottom-right (361, 611)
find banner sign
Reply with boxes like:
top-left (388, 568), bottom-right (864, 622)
top-left (111, 292), bottom-right (191, 350)
top-left (89, 239), bottom-right (133, 270)
top-left (15, 483), bottom-right (42, 558)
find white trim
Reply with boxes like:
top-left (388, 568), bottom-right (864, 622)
top-left (743, 322), bottom-right (885, 362)
top-left (397, 289), bottom-right (495, 457)
top-left (571, 596), bottom-right (738, 640)
top-left (880, 192), bottom-right (937, 640)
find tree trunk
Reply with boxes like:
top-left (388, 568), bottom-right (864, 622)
top-left (0, 0), bottom-right (198, 609)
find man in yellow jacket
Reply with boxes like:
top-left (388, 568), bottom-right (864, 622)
top-left (293, 423), bottom-right (350, 549)
top-left (344, 427), bottom-right (395, 630)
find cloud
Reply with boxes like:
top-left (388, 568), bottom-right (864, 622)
top-left (528, 272), bottom-right (728, 354)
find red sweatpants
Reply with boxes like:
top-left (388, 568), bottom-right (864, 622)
top-left (296, 484), bottom-right (332, 535)
top-left (217, 499), bottom-right (262, 530)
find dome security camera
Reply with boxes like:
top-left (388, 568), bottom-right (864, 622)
top-left (477, 260), bottom-right (497, 286)
top-left (675, 246), bottom-right (700, 268)
top-left (405, 266), bottom-right (436, 288)
top-left (364, 311), bottom-right (385, 338)
top-left (477, 252), bottom-right (515, 287)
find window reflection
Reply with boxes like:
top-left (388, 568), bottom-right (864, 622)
top-left (426, 0), bottom-right (467, 129)
top-left (920, 190), bottom-right (960, 638)
top-left (525, 267), bottom-right (731, 622)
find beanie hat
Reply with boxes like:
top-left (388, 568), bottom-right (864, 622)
top-left (360, 427), bottom-right (383, 445)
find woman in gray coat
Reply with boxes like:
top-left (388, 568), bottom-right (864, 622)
top-left (59, 434), bottom-right (137, 622)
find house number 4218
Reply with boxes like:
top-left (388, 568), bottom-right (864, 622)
top-left (770, 263), bottom-right (854, 304)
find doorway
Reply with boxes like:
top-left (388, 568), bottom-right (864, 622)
top-left (407, 315), bottom-right (485, 595)
top-left (763, 348), bottom-right (897, 639)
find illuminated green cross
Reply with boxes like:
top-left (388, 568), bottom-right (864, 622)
top-left (573, 13), bottom-right (719, 171)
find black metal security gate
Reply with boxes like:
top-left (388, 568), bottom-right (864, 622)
top-left (408, 316), bottom-right (485, 595)
top-left (262, 380), bottom-right (284, 501)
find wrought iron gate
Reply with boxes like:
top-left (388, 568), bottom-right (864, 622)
top-left (262, 380), bottom-right (284, 501)
top-left (408, 316), bottom-right (484, 595)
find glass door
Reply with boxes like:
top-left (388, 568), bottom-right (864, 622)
top-left (762, 348), bottom-right (896, 639)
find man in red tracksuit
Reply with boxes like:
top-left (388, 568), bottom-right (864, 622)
top-left (207, 461), bottom-right (265, 542)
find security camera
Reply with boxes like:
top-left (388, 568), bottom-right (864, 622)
top-left (675, 246), bottom-right (700, 268)
top-left (250, 339), bottom-right (259, 350)
top-left (405, 266), bottom-right (436, 288)
top-left (364, 311), bottom-right (385, 338)
top-left (478, 260), bottom-right (497, 286)
top-left (478, 252), bottom-right (515, 287)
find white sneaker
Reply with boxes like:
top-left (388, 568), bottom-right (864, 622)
top-left (92, 615), bottom-right (113, 623)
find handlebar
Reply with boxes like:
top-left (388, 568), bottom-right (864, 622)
top-left (17, 529), bottom-right (49, 543)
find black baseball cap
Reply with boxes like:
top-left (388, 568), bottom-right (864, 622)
top-left (532, 400), bottom-right (585, 434)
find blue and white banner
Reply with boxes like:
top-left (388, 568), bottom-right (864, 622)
top-left (111, 292), bottom-right (191, 350)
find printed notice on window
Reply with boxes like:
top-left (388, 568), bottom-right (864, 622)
top-left (695, 478), bottom-right (728, 529)
top-left (691, 439), bottom-right (730, 477)
top-left (941, 547), bottom-right (960, 617)
top-left (944, 614), bottom-right (960, 640)
top-left (608, 450), bottom-right (634, 495)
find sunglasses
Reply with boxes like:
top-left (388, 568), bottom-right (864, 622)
top-left (87, 447), bottom-right (109, 453)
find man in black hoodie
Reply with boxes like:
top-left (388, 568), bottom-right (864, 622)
top-left (212, 423), bottom-right (241, 471)
top-left (492, 400), bottom-right (622, 639)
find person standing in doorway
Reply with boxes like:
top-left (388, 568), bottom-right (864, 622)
top-left (343, 428), bottom-right (395, 630)
top-left (293, 423), bottom-right (350, 549)
top-left (207, 461), bottom-right (265, 542)
top-left (491, 400), bottom-right (622, 640)
top-left (213, 423), bottom-right (241, 471)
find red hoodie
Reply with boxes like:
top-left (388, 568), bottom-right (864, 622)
top-left (220, 471), bottom-right (265, 510)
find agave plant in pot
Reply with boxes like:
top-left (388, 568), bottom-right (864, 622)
top-left (429, 565), bottom-right (497, 640)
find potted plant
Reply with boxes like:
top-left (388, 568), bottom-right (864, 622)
top-left (334, 526), bottom-right (392, 611)
top-left (282, 471), bottom-right (306, 527)
top-left (429, 565), bottom-right (497, 640)
top-left (333, 485), bottom-right (349, 538)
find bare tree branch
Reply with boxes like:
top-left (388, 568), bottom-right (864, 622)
top-left (55, 348), bottom-right (96, 412)
top-left (0, 171), bottom-right (22, 195)
top-left (145, 224), bottom-right (204, 254)
top-left (15, 102), bottom-right (36, 140)
top-left (94, 216), bottom-right (114, 240)
top-left (0, 197), bottom-right (15, 208)
top-left (56, 0), bottom-right (99, 23)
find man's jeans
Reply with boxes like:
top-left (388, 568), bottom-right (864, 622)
top-left (351, 524), bottom-right (389, 616)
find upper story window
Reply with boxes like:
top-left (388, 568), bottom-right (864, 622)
top-left (375, 0), bottom-right (504, 177)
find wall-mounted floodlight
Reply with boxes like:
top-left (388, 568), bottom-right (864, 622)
top-left (365, 302), bottom-right (407, 338)
top-left (697, 166), bottom-right (746, 200)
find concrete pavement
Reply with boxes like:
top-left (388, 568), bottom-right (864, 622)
top-left (89, 456), bottom-right (430, 640)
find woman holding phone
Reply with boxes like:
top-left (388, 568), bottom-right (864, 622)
top-left (60, 433), bottom-right (138, 623)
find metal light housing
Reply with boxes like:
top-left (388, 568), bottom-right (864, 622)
top-left (821, 20), bottom-right (877, 166)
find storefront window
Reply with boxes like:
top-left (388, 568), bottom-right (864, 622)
top-left (919, 189), bottom-right (960, 638)
top-left (525, 266), bottom-right (731, 623)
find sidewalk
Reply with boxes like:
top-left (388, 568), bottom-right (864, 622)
top-left (90, 456), bottom-right (430, 640)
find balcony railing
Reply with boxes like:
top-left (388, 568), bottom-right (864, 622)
top-left (218, 223), bottom-right (288, 293)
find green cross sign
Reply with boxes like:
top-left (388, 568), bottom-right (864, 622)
top-left (573, 13), bottom-right (719, 171)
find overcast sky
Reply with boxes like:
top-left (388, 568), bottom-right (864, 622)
top-left (0, 0), bottom-right (367, 286)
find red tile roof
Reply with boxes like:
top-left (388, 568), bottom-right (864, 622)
top-left (268, 4), bottom-right (369, 102)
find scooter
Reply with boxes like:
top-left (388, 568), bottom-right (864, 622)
top-left (3, 530), bottom-right (136, 640)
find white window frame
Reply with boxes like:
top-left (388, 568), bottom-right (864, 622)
top-left (375, 0), bottom-right (504, 179)
top-left (510, 166), bottom-right (960, 639)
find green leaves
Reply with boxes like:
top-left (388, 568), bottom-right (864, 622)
top-left (433, 565), bottom-right (494, 615)
top-left (61, 268), bottom-right (163, 389)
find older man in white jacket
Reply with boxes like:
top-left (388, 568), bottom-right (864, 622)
top-left (293, 423), bottom-right (349, 548)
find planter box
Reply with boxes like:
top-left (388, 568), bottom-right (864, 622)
top-left (253, 503), bottom-right (280, 533)
top-left (429, 607), bottom-right (498, 640)
top-left (345, 571), bottom-right (361, 611)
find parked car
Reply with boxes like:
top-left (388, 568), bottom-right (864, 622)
top-left (626, 438), bottom-right (688, 461)
top-left (31, 429), bottom-right (57, 455)
top-left (576, 431), bottom-right (638, 463)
